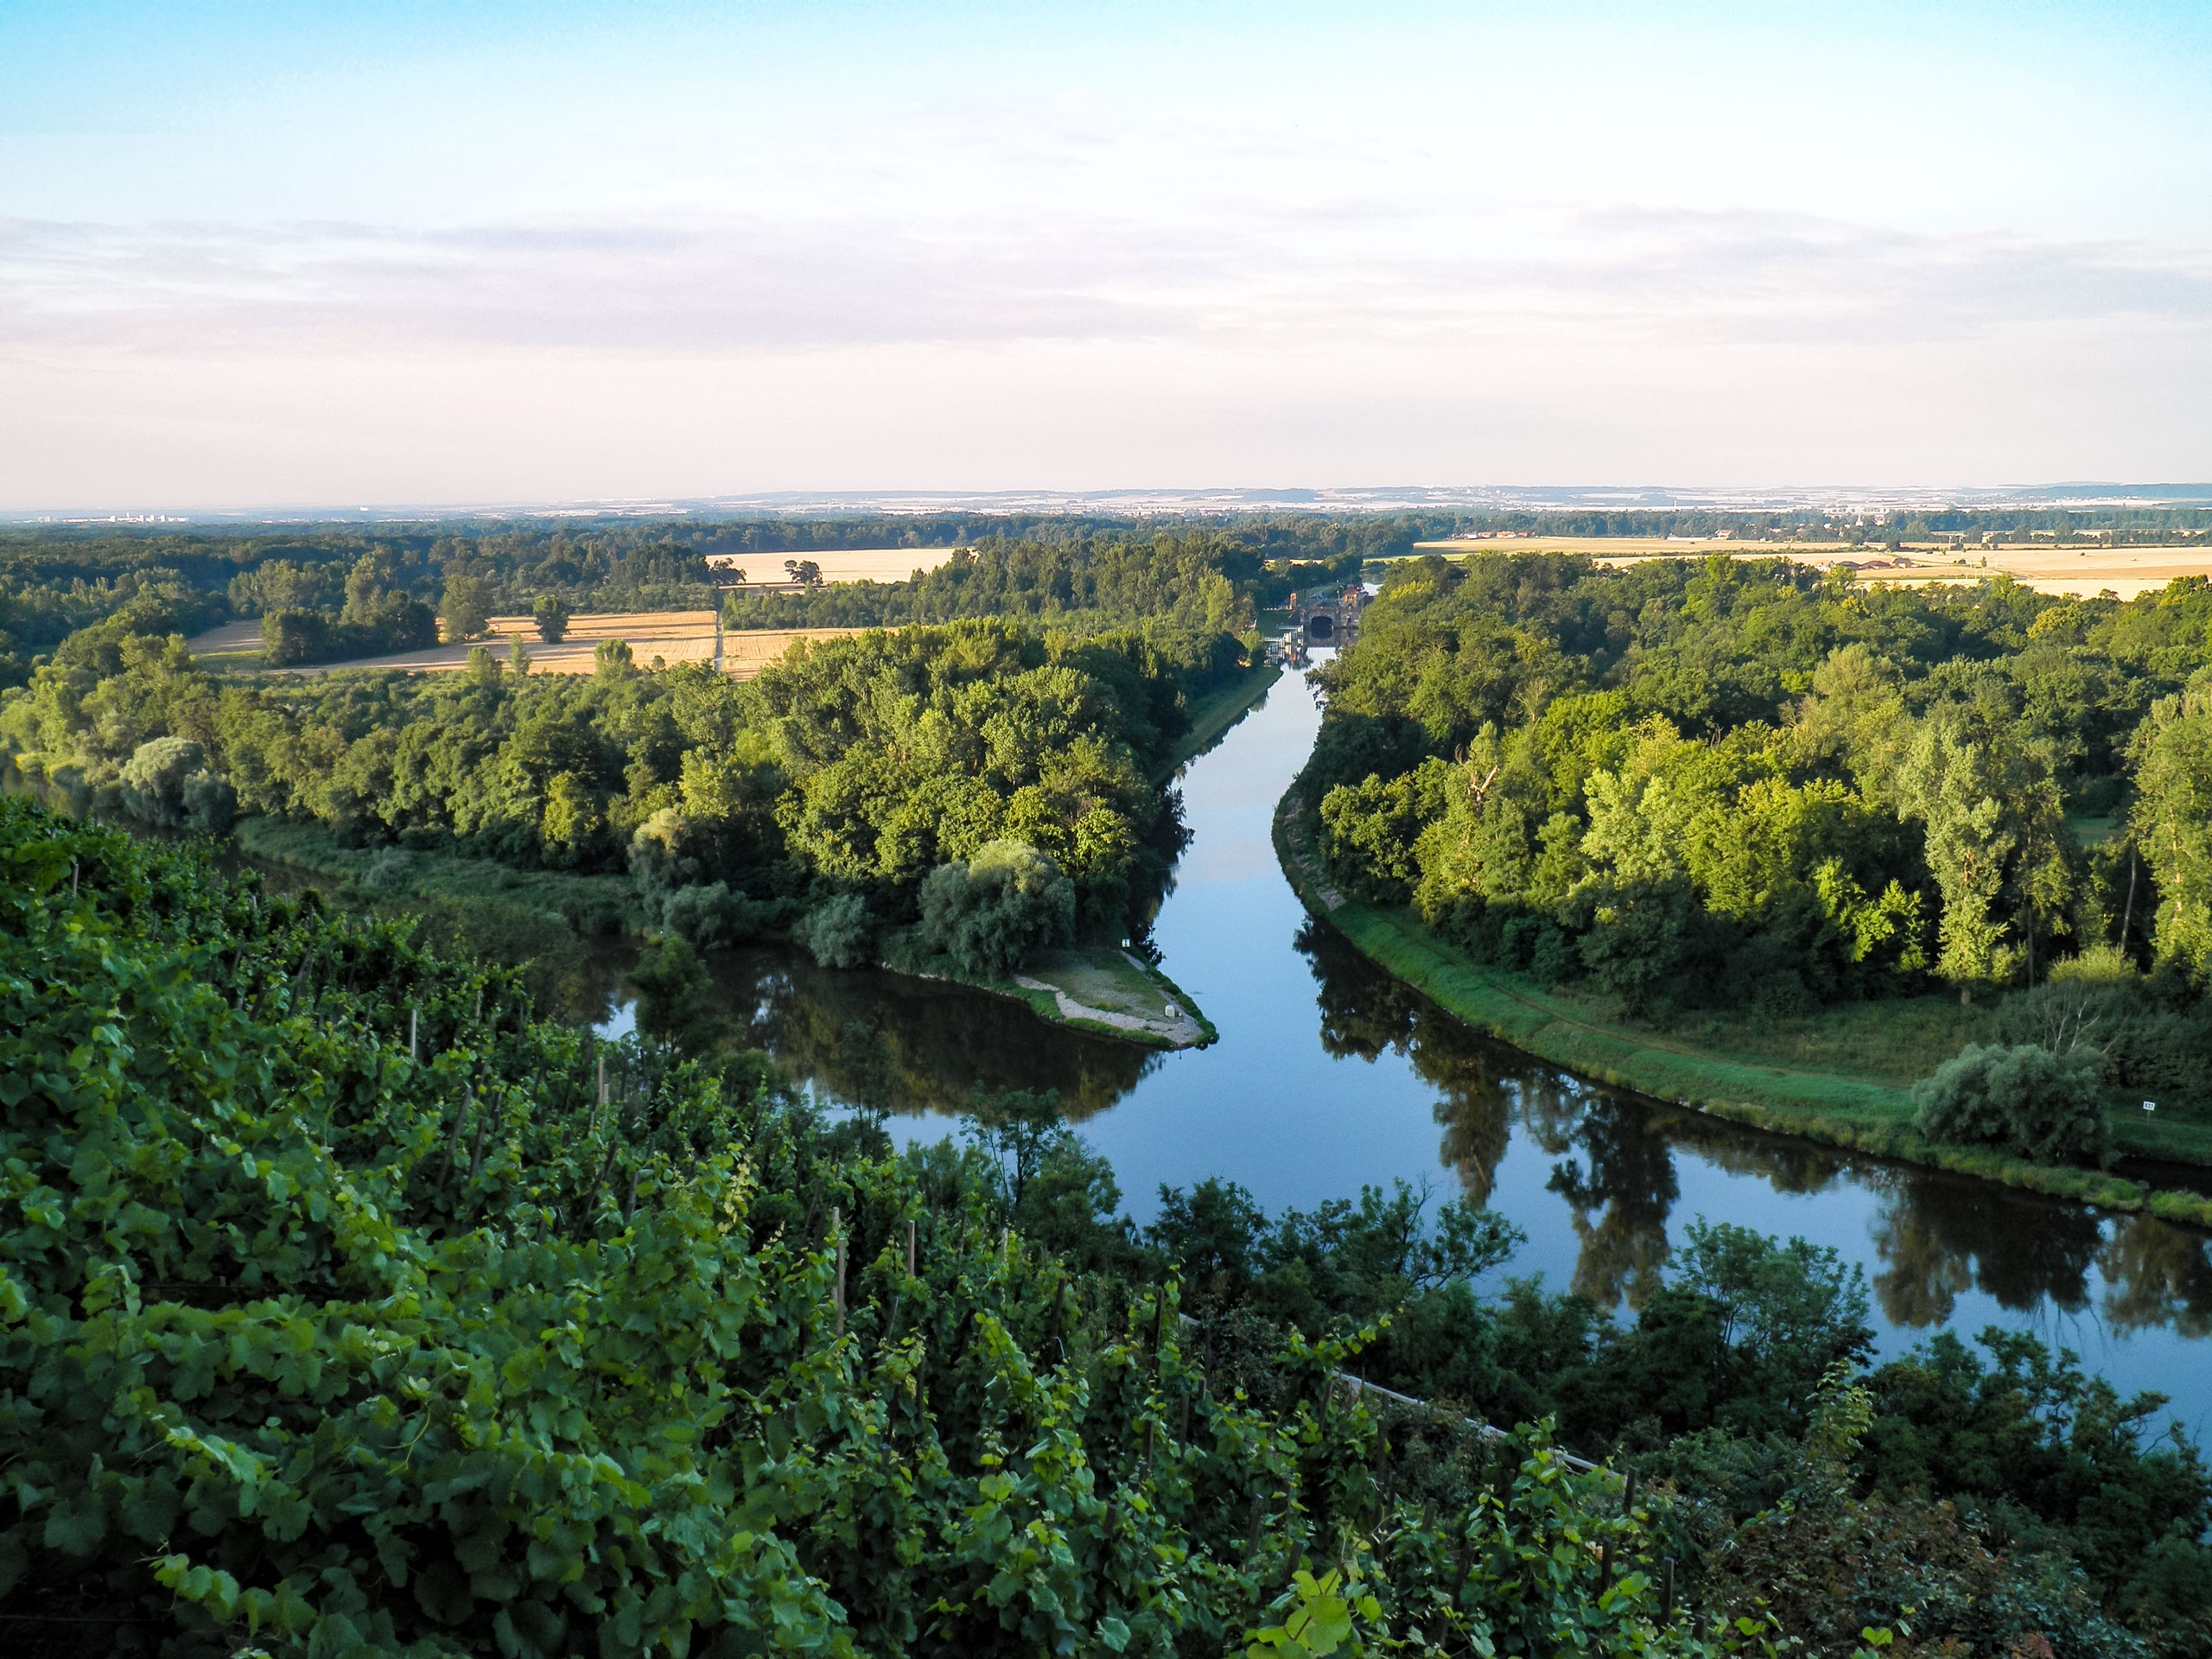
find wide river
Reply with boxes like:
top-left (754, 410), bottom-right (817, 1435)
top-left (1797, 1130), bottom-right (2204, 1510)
top-left (656, 669), bottom-right (2212, 1433)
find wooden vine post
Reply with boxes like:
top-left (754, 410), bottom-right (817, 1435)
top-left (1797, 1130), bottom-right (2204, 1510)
top-left (831, 1206), bottom-right (847, 1338)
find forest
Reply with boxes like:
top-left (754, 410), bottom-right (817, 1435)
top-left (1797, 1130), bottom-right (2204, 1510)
top-left (1304, 552), bottom-right (2212, 1151)
top-left (0, 599), bottom-right (1255, 977)
top-left (8, 507), bottom-right (2202, 687)
top-left (7, 798), bottom-right (2211, 1657)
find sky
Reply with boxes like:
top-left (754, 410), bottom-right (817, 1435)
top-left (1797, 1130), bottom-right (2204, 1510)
top-left (3, 0), bottom-right (2209, 510)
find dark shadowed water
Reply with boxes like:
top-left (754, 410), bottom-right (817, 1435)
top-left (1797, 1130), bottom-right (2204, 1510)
top-left (636, 671), bottom-right (2212, 1433)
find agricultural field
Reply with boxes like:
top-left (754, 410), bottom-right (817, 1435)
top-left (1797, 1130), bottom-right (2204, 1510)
top-left (186, 611), bottom-right (861, 677)
top-left (702, 544), bottom-right (959, 586)
top-left (1416, 533), bottom-right (2212, 600)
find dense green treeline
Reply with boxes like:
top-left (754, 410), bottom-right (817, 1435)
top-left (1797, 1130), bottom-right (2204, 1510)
top-left (0, 524), bottom-right (1287, 988)
top-left (11, 507), bottom-right (2198, 687)
top-left (719, 534), bottom-right (1256, 635)
top-left (1304, 554), bottom-right (2212, 1134)
top-left (8, 801), bottom-right (2209, 1655)
top-left (0, 615), bottom-right (1230, 959)
top-left (0, 518), bottom-right (1359, 684)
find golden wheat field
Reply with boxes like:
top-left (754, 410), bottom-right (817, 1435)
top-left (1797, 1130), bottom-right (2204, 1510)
top-left (1416, 536), bottom-right (2212, 601)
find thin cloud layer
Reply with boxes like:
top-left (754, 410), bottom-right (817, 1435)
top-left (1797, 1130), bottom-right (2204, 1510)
top-left (4, 204), bottom-right (2206, 362)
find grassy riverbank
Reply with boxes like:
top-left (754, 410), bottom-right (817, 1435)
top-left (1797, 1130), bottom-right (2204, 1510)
top-left (981, 944), bottom-right (1217, 1050)
top-left (1155, 660), bottom-right (1283, 781)
top-left (233, 815), bottom-right (1215, 1049)
top-left (1274, 791), bottom-right (2212, 1228)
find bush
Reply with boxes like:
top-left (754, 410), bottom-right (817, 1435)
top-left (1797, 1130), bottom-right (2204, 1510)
top-left (796, 891), bottom-right (875, 967)
top-left (912, 839), bottom-right (1076, 980)
top-left (1912, 1041), bottom-right (2113, 1166)
top-left (1995, 965), bottom-right (2212, 1111)
top-left (660, 880), bottom-right (770, 950)
top-left (117, 736), bottom-right (236, 833)
top-left (363, 848), bottom-right (414, 891)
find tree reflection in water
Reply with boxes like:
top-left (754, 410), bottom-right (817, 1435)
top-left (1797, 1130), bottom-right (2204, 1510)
top-left (1300, 918), bottom-right (1511, 1204)
top-left (2100, 1214), bottom-right (2212, 1338)
top-left (693, 943), bottom-right (1159, 1120)
top-left (685, 919), bottom-right (2212, 1351)
top-left (1868, 1179), bottom-right (2103, 1327)
top-left (1298, 918), bottom-right (1673, 1306)
top-left (1291, 915), bottom-right (2212, 1344)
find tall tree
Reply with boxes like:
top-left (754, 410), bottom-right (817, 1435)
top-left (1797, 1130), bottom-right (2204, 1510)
top-left (2130, 675), bottom-right (2212, 983)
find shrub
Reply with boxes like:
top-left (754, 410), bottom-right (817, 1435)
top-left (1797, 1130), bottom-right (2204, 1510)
top-left (1995, 966), bottom-right (2212, 1111)
top-left (1911, 1041), bottom-right (2113, 1166)
top-left (363, 848), bottom-right (414, 891)
top-left (912, 839), bottom-right (1075, 979)
top-left (796, 891), bottom-right (875, 967)
top-left (117, 736), bottom-right (236, 833)
top-left (660, 880), bottom-right (768, 950)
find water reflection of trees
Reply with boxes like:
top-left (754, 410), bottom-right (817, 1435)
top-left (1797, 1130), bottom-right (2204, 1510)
top-left (1298, 918), bottom-right (1675, 1304)
top-left (699, 944), bottom-right (1157, 1119)
top-left (723, 898), bottom-right (2212, 1347)
top-left (1300, 919), bottom-right (1510, 1204)
top-left (2100, 1216), bottom-right (2212, 1338)
top-left (1868, 1179), bottom-right (2102, 1327)
top-left (1292, 916), bottom-right (2212, 1344)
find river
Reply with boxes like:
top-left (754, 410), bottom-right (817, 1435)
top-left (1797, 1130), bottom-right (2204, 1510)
top-left (655, 669), bottom-right (2212, 1433)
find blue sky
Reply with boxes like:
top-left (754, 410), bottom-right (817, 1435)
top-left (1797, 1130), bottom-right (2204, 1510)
top-left (3, 2), bottom-right (2209, 507)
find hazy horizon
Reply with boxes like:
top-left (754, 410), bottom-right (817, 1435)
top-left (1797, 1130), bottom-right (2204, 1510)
top-left (13, 480), bottom-right (2212, 528)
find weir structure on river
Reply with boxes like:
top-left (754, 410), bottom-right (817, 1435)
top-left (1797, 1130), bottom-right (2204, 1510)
top-left (1289, 586), bottom-right (1363, 647)
top-left (658, 664), bottom-right (2212, 1435)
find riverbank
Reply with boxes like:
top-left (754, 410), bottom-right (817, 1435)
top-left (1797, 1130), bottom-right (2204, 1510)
top-left (1154, 661), bottom-right (1283, 782)
top-left (998, 945), bottom-right (1217, 1049)
top-left (1273, 791), bottom-right (2212, 1230)
top-left (232, 815), bottom-right (1216, 1049)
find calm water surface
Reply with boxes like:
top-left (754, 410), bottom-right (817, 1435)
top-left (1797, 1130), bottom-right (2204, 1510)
top-left (657, 672), bottom-right (2212, 1433)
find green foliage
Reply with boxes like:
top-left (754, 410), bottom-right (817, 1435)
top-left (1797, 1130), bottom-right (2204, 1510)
top-left (906, 840), bottom-right (1077, 980)
top-left (660, 878), bottom-right (786, 950)
top-left (1993, 965), bottom-right (2212, 1112)
top-left (720, 531), bottom-right (1254, 647)
top-left (259, 593), bottom-right (439, 666)
top-left (438, 572), bottom-right (493, 642)
top-left (1303, 550), bottom-right (2212, 1027)
top-left (118, 734), bottom-right (237, 832)
top-left (2, 798), bottom-right (1742, 1657)
top-left (1859, 1329), bottom-right (2212, 1620)
top-left (1911, 1041), bottom-right (2113, 1166)
top-left (531, 593), bottom-right (574, 643)
top-left (2131, 670), bottom-right (2212, 986)
top-left (797, 891), bottom-right (876, 967)
top-left (1, 607), bottom-right (1215, 949)
top-left (756, 623), bottom-right (1193, 933)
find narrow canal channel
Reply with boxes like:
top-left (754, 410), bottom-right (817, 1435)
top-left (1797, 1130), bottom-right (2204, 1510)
top-left (671, 667), bottom-right (2212, 1433)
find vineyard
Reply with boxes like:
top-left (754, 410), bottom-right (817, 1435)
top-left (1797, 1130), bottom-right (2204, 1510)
top-left (0, 798), bottom-right (1759, 1657)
